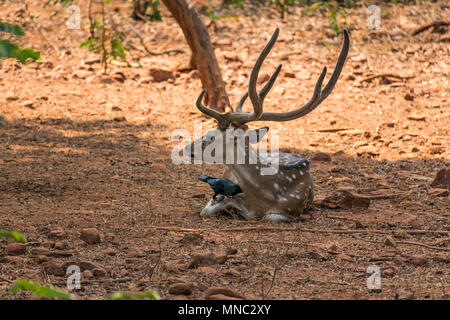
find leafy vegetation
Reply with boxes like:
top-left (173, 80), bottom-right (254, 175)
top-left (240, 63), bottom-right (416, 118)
top-left (0, 229), bottom-right (27, 243)
top-left (109, 291), bottom-right (161, 300)
top-left (11, 279), bottom-right (72, 300)
top-left (9, 279), bottom-right (160, 300)
top-left (0, 21), bottom-right (40, 64)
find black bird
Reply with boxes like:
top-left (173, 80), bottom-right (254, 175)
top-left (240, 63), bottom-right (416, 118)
top-left (198, 176), bottom-right (243, 200)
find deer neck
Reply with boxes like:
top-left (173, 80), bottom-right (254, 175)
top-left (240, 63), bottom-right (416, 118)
top-left (226, 145), bottom-right (275, 200)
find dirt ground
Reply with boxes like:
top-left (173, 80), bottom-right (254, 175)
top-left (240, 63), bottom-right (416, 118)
top-left (0, 0), bottom-right (449, 300)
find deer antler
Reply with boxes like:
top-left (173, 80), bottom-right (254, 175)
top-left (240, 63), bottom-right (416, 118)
top-left (195, 28), bottom-right (350, 127)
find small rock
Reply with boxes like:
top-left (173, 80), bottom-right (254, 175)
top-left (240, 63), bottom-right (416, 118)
top-left (179, 233), bottom-right (203, 245)
top-left (126, 249), bottom-right (145, 258)
top-left (321, 190), bottom-right (370, 209)
top-left (354, 220), bottom-right (364, 229)
top-left (195, 266), bottom-right (218, 275)
top-left (6, 94), bottom-right (19, 101)
top-left (311, 152), bottom-right (331, 162)
top-left (5, 242), bottom-right (26, 255)
top-left (54, 241), bottom-right (66, 250)
top-left (80, 228), bottom-right (101, 244)
top-left (92, 268), bottom-right (107, 278)
top-left (168, 283), bottom-right (193, 295)
top-left (113, 72), bottom-right (126, 83)
top-left (165, 260), bottom-right (186, 272)
top-left (404, 93), bottom-right (414, 101)
top-left (82, 270), bottom-right (94, 279)
top-left (384, 236), bottom-right (397, 248)
top-left (225, 248), bottom-right (238, 256)
top-left (34, 255), bottom-right (49, 264)
top-left (21, 100), bottom-right (35, 109)
top-left (150, 163), bottom-right (168, 172)
top-left (188, 252), bottom-right (227, 268)
top-left (429, 147), bottom-right (444, 155)
top-left (84, 57), bottom-right (101, 65)
top-left (149, 68), bottom-right (175, 82)
top-left (102, 248), bottom-right (117, 256)
top-left (31, 247), bottom-right (51, 256)
top-left (208, 294), bottom-right (242, 300)
top-left (283, 71), bottom-right (296, 78)
top-left (48, 229), bottom-right (66, 238)
top-left (307, 250), bottom-right (328, 261)
top-left (383, 267), bottom-right (396, 277)
top-left (99, 76), bottom-right (114, 84)
top-left (396, 289), bottom-right (414, 300)
top-left (431, 168), bottom-right (450, 189)
top-left (43, 261), bottom-right (64, 276)
top-left (224, 268), bottom-right (241, 277)
top-left (410, 255), bottom-right (428, 266)
top-left (48, 250), bottom-right (75, 257)
top-left (336, 254), bottom-right (353, 262)
top-left (204, 287), bottom-right (244, 300)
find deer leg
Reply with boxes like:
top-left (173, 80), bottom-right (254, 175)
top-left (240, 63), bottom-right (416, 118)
top-left (264, 213), bottom-right (292, 223)
top-left (200, 194), bottom-right (253, 219)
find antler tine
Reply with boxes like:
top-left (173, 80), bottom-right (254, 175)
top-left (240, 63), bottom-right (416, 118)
top-left (195, 89), bottom-right (225, 123)
top-left (247, 28), bottom-right (280, 120)
top-left (258, 29), bottom-right (350, 122)
top-left (235, 64), bottom-right (282, 113)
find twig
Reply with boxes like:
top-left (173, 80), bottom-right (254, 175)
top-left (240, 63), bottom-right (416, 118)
top-left (128, 24), bottom-right (185, 56)
top-left (149, 225), bottom-right (448, 236)
top-left (397, 240), bottom-right (450, 252)
top-left (412, 21), bottom-right (450, 36)
top-left (0, 275), bottom-right (13, 283)
top-left (354, 235), bottom-right (450, 252)
top-left (360, 73), bottom-right (414, 83)
top-left (88, 0), bottom-right (95, 39)
top-left (316, 128), bottom-right (354, 133)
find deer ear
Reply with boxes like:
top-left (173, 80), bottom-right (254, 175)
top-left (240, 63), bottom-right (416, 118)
top-left (246, 127), bottom-right (269, 143)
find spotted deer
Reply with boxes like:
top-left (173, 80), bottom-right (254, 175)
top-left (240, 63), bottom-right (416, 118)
top-left (187, 28), bottom-right (350, 222)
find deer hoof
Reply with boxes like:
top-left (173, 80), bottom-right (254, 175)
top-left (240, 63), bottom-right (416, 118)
top-left (264, 213), bottom-right (292, 223)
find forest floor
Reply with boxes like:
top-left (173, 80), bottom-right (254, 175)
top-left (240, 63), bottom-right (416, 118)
top-left (0, 0), bottom-right (449, 300)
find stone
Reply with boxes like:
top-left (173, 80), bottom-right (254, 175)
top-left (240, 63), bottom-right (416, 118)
top-left (149, 68), bottom-right (175, 82)
top-left (168, 283), bottom-right (193, 295)
top-left (431, 168), bottom-right (450, 189)
top-left (311, 152), bottom-right (331, 162)
top-left (204, 287), bottom-right (244, 300)
top-left (31, 247), bottom-right (51, 256)
top-left (48, 229), bottom-right (66, 238)
top-left (82, 270), bottom-right (94, 279)
top-left (80, 228), bottom-right (101, 244)
top-left (5, 242), bottom-right (26, 255)
top-left (43, 261), bottom-right (64, 276)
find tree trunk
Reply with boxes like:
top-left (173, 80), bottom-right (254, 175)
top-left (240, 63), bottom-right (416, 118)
top-left (161, 0), bottom-right (230, 112)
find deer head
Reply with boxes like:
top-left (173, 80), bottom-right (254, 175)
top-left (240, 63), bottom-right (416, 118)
top-left (187, 28), bottom-right (350, 222)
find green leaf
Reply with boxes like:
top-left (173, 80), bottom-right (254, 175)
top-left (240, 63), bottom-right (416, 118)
top-left (14, 48), bottom-right (40, 64)
top-left (0, 40), bottom-right (40, 64)
top-left (0, 22), bottom-right (25, 36)
top-left (10, 279), bottom-right (71, 300)
top-left (109, 291), bottom-right (161, 300)
top-left (0, 229), bottom-right (27, 243)
top-left (110, 38), bottom-right (127, 61)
